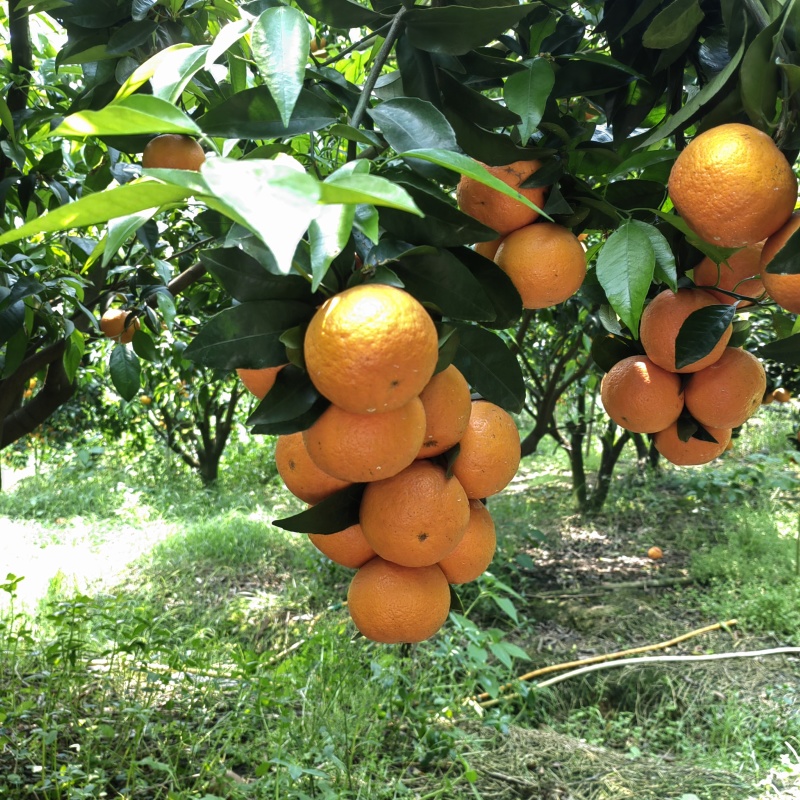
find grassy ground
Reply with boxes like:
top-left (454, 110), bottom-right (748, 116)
top-left (1, 404), bottom-right (800, 799)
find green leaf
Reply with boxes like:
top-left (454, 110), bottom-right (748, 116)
top-left (115, 43), bottom-right (209, 103)
top-left (397, 149), bottom-right (550, 220)
top-left (491, 595), bottom-right (518, 624)
top-left (590, 333), bottom-right (642, 373)
top-left (596, 221), bottom-right (655, 338)
top-left (198, 87), bottom-right (338, 139)
top-left (637, 32), bottom-right (745, 148)
top-left (0, 181), bottom-right (192, 246)
top-left (247, 365), bottom-right (325, 428)
top-left (319, 173), bottom-right (422, 215)
top-left (756, 332), bottom-right (800, 366)
top-left (369, 98), bottom-right (459, 154)
top-left (107, 20), bottom-right (158, 55)
top-left (131, 329), bottom-right (158, 362)
top-left (642, 0), bottom-right (704, 49)
top-left (764, 223), bottom-right (800, 275)
top-left (393, 248), bottom-right (496, 322)
top-left (453, 246), bottom-right (523, 330)
top-left (53, 95), bottom-right (201, 138)
top-left (0, 300), bottom-right (25, 348)
top-left (504, 58), bottom-right (555, 144)
top-left (273, 484), bottom-right (365, 535)
top-left (251, 7), bottom-right (309, 128)
top-left (740, 11), bottom-right (783, 127)
top-left (102, 210), bottom-right (157, 268)
top-left (109, 344), bottom-right (141, 401)
top-left (200, 248), bottom-right (311, 301)
top-left (452, 324), bottom-right (525, 413)
top-left (628, 220), bottom-right (677, 291)
top-left (293, 0), bottom-right (383, 29)
top-left (201, 158), bottom-right (321, 274)
top-left (63, 329), bottom-right (85, 384)
top-left (309, 204), bottom-right (355, 291)
top-left (675, 305), bottom-right (735, 370)
top-left (0, 95), bottom-right (16, 145)
top-left (650, 209), bottom-right (740, 265)
top-left (404, 3), bottom-right (536, 56)
top-left (184, 300), bottom-right (313, 370)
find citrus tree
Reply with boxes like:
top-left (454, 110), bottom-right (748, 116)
top-left (2, 0), bottom-right (800, 640)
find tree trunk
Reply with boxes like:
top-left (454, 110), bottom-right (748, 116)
top-left (585, 421), bottom-right (631, 515)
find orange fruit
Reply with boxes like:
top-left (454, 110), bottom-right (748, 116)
top-left (456, 160), bottom-right (548, 235)
top-left (437, 499), bottom-right (496, 584)
top-left (760, 212), bottom-right (800, 314)
top-left (275, 432), bottom-right (351, 504)
top-left (653, 422), bottom-right (731, 466)
top-left (140, 395), bottom-right (152, 406)
top-left (639, 288), bottom-right (733, 374)
top-left (600, 355), bottom-right (684, 434)
top-left (683, 347), bottom-right (766, 429)
top-left (236, 365), bottom-right (285, 400)
top-left (451, 400), bottom-right (521, 499)
top-left (303, 397), bottom-right (426, 483)
top-left (100, 308), bottom-right (140, 344)
top-left (303, 284), bottom-right (439, 414)
top-left (360, 460), bottom-right (470, 567)
top-left (647, 546), bottom-right (663, 560)
top-left (308, 524), bottom-right (376, 569)
top-left (347, 557), bottom-right (451, 644)
top-left (142, 134), bottom-right (206, 171)
top-left (692, 242), bottom-right (765, 307)
top-left (668, 123), bottom-right (797, 247)
top-left (493, 222), bottom-right (586, 309)
top-left (416, 365), bottom-right (472, 459)
top-left (772, 387), bottom-right (792, 403)
top-left (474, 238), bottom-right (504, 260)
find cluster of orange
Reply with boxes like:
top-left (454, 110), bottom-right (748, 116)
top-left (241, 284), bottom-right (521, 644)
top-left (601, 123), bottom-right (799, 465)
top-left (456, 160), bottom-right (586, 309)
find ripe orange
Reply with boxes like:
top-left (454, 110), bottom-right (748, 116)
top-left (600, 355), bottom-right (684, 433)
top-left (140, 395), bottom-right (152, 406)
top-left (275, 431), bottom-right (351, 504)
top-left (347, 557), bottom-right (451, 644)
top-left (237, 365), bottom-right (285, 400)
top-left (474, 238), bottom-right (504, 260)
top-left (653, 422), bottom-right (731, 466)
top-left (456, 160), bottom-right (548, 235)
top-left (668, 123), bottom-right (797, 247)
top-left (639, 288), bottom-right (733, 374)
top-left (303, 397), bottom-right (426, 483)
top-left (647, 546), bottom-right (663, 560)
top-left (303, 284), bottom-right (439, 414)
top-left (308, 524), bottom-right (375, 569)
top-left (772, 387), bottom-right (792, 403)
top-left (100, 308), bottom-right (140, 344)
top-left (760, 212), bottom-right (800, 314)
top-left (451, 400), bottom-right (521, 499)
top-left (416, 365), bottom-right (472, 459)
top-left (360, 460), bottom-right (470, 567)
top-left (142, 134), bottom-right (206, 171)
top-left (493, 222), bottom-right (586, 309)
top-left (683, 347), bottom-right (766, 429)
top-left (692, 242), bottom-right (765, 307)
top-left (437, 499), bottom-right (496, 584)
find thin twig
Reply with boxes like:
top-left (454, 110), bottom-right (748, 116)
top-left (526, 575), bottom-right (694, 598)
top-left (472, 619), bottom-right (737, 704)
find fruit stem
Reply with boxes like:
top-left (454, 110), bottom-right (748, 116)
top-left (348, 6), bottom-right (410, 136)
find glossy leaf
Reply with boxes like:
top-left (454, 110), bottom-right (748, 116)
top-left (590, 333), bottom-right (642, 373)
top-left (109, 344), bottom-right (141, 401)
top-left (452, 324), bottom-right (525, 412)
top-left (628, 220), bottom-right (677, 291)
top-left (504, 58), bottom-right (555, 143)
top-left (405, 3), bottom-right (536, 55)
top-left (251, 7), bottom-right (309, 127)
top-left (309, 204), bottom-right (355, 291)
top-left (201, 158), bottom-right (321, 274)
top-left (184, 300), bottom-right (313, 370)
top-left (107, 20), bottom-right (158, 55)
top-left (319, 172), bottom-right (422, 215)
top-left (273, 484), bottom-right (365, 535)
top-left (740, 12), bottom-right (782, 127)
top-left (54, 95), bottom-right (201, 137)
top-left (247, 365), bottom-right (323, 427)
top-left (393, 248), bottom-right (496, 322)
top-left (200, 248), bottom-right (311, 302)
top-left (756, 332), bottom-right (800, 366)
top-left (642, 0), bottom-right (704, 49)
top-left (764, 225), bottom-right (800, 275)
top-left (293, 0), bottom-right (383, 29)
top-left (199, 88), bottom-right (339, 139)
top-left (102, 210), bottom-right (156, 268)
top-left (596, 221), bottom-right (655, 338)
top-left (675, 305), bottom-right (736, 370)
top-left (0, 181), bottom-right (192, 246)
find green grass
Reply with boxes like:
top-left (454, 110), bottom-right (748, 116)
top-left (2, 413), bottom-right (800, 799)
